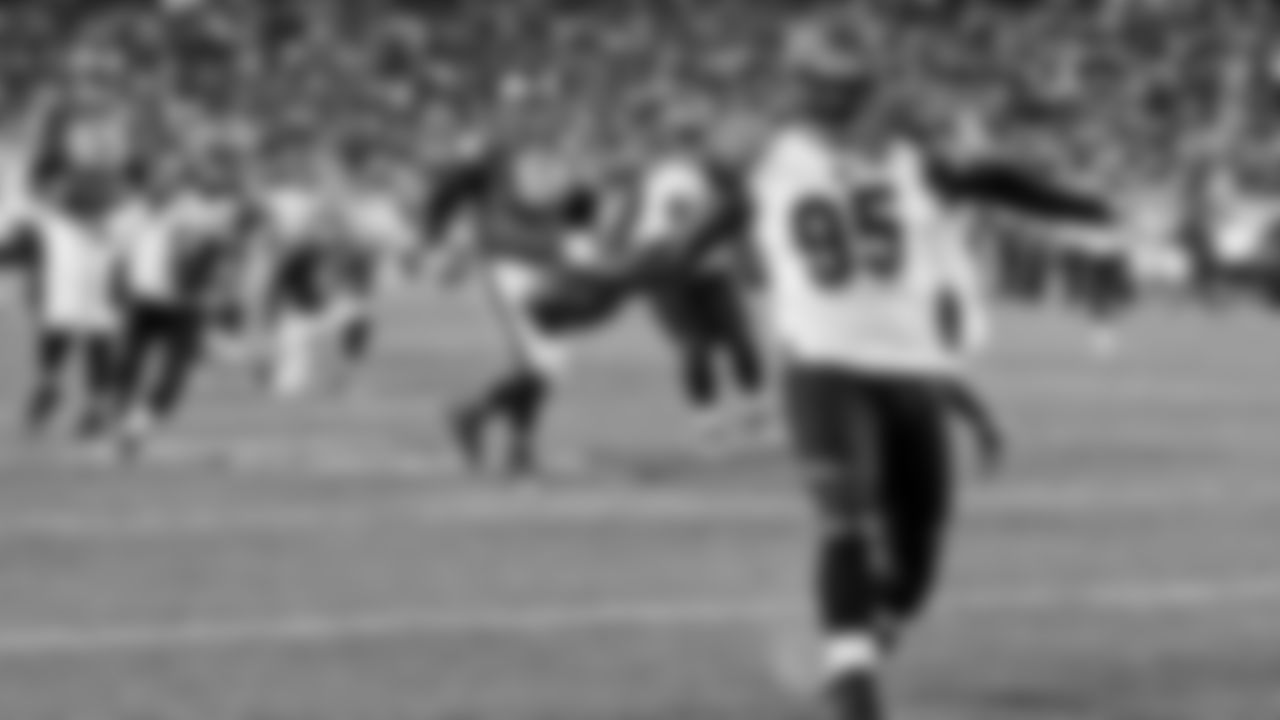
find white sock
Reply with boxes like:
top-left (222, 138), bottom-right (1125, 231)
top-left (821, 632), bottom-right (880, 680)
top-left (272, 315), bottom-right (318, 397)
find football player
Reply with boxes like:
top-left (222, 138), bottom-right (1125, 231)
top-left (708, 26), bottom-right (1114, 720)
top-left (253, 160), bottom-right (348, 399)
top-left (426, 136), bottom-right (637, 478)
top-left (110, 160), bottom-right (245, 457)
top-left (320, 143), bottom-right (423, 389)
top-left (0, 175), bottom-right (124, 442)
top-left (630, 103), bottom-right (768, 444)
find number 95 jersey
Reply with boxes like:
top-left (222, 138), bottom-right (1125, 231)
top-left (750, 126), bottom-right (986, 378)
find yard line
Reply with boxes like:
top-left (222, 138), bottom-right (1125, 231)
top-left (0, 469), bottom-right (1275, 540)
top-left (0, 576), bottom-right (1275, 657)
top-left (0, 442), bottom-right (1277, 539)
top-left (41, 432), bottom-right (1280, 501)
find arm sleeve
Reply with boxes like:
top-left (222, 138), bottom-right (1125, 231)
top-left (422, 158), bottom-right (496, 241)
top-left (930, 159), bottom-right (1114, 225)
top-left (684, 164), bottom-right (753, 264)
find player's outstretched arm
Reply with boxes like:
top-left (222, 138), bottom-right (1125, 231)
top-left (937, 377), bottom-right (1005, 478)
top-left (422, 158), bottom-right (498, 243)
top-left (929, 159), bottom-right (1114, 226)
top-left (418, 159), bottom-right (500, 287)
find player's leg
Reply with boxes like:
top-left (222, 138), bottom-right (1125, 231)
top-left (720, 296), bottom-right (764, 399)
top-left (75, 331), bottom-right (119, 439)
top-left (25, 328), bottom-right (70, 434)
top-left (217, 239), bottom-right (276, 366)
top-left (270, 305), bottom-right (322, 397)
top-left (877, 379), bottom-right (954, 653)
top-left (147, 307), bottom-right (206, 425)
top-left (1086, 253), bottom-right (1131, 357)
top-left (203, 241), bottom-right (256, 365)
top-left (645, 273), bottom-right (726, 435)
top-left (114, 302), bottom-right (165, 448)
top-left (680, 338), bottom-right (721, 433)
top-left (336, 298), bottom-right (374, 369)
top-left (266, 247), bottom-right (327, 398)
top-left (450, 260), bottom-right (568, 477)
top-left (782, 366), bottom-right (888, 720)
top-left (329, 255), bottom-right (378, 387)
top-left (701, 271), bottom-right (768, 428)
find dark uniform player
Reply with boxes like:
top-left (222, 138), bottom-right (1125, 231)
top-left (630, 114), bottom-right (766, 441)
top-left (426, 140), bottom-right (637, 477)
top-left (726, 27), bottom-right (1114, 720)
top-left (111, 167), bottom-right (243, 456)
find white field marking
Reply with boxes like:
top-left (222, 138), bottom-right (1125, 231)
top-left (1, 441), bottom-right (1279, 540)
top-left (48, 429), bottom-right (1280, 502)
top-left (0, 476), bottom-right (1273, 541)
top-left (0, 575), bottom-right (1276, 657)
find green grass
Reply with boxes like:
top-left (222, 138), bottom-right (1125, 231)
top-left (0, 285), bottom-right (1275, 720)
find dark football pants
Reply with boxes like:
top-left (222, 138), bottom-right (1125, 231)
top-left (27, 328), bottom-right (118, 431)
top-left (116, 302), bottom-right (204, 422)
top-left (1086, 254), bottom-right (1134, 320)
top-left (783, 365), bottom-right (955, 627)
top-left (648, 268), bottom-right (762, 407)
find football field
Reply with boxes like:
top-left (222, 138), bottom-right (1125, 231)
top-left (0, 285), bottom-right (1277, 720)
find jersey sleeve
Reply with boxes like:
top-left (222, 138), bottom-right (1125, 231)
top-left (929, 159), bottom-right (1114, 225)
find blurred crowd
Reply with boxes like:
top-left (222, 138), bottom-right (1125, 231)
top-left (2, 0), bottom-right (1279, 181)
top-left (0, 0), bottom-right (1279, 305)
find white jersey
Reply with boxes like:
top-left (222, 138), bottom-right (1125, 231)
top-left (110, 200), bottom-right (180, 302)
top-left (262, 184), bottom-right (329, 243)
top-left (167, 191), bottom-right (238, 241)
top-left (23, 204), bottom-right (121, 331)
top-left (750, 126), bottom-right (985, 377)
top-left (632, 155), bottom-right (716, 248)
top-left (340, 190), bottom-right (416, 254)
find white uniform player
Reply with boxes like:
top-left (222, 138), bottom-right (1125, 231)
top-left (758, 26), bottom-right (1115, 720)
top-left (27, 201), bottom-right (121, 338)
top-left (753, 134), bottom-right (986, 377)
top-left (752, 25), bottom-right (1018, 720)
top-left (256, 181), bottom-right (341, 397)
top-left (10, 189), bottom-right (124, 438)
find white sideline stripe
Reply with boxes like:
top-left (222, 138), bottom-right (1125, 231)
top-left (2, 439), bottom-right (1280, 539)
top-left (0, 474), bottom-right (1277, 539)
top-left (0, 576), bottom-right (1276, 657)
top-left (53, 433), bottom-right (1280, 508)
